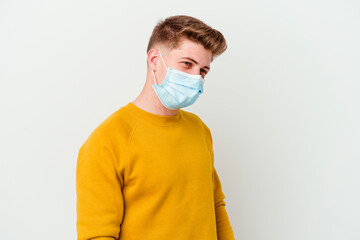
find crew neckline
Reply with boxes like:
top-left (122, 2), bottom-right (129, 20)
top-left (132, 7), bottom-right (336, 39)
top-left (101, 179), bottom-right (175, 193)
top-left (125, 102), bottom-right (183, 126)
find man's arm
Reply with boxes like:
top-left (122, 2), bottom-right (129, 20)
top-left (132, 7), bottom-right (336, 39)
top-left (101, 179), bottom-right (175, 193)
top-left (76, 136), bottom-right (124, 240)
top-left (213, 167), bottom-right (236, 240)
top-left (204, 122), bottom-right (235, 239)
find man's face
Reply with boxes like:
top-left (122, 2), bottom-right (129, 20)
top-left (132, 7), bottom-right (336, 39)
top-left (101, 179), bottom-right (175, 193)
top-left (151, 38), bottom-right (213, 85)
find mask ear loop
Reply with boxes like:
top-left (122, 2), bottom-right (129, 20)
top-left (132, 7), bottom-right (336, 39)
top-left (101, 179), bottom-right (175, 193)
top-left (152, 70), bottom-right (157, 84)
top-left (152, 50), bottom-right (168, 84)
top-left (158, 50), bottom-right (168, 70)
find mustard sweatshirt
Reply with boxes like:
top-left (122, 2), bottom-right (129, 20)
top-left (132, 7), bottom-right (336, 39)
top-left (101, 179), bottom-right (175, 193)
top-left (76, 102), bottom-right (235, 240)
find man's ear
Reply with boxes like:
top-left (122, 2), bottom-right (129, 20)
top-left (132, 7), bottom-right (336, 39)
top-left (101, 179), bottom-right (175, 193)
top-left (147, 49), bottom-right (160, 72)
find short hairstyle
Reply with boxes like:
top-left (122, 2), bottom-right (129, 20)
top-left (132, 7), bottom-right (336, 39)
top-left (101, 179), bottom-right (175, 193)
top-left (147, 15), bottom-right (227, 60)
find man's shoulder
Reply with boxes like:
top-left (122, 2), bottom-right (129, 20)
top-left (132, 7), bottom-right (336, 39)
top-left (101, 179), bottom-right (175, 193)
top-left (80, 103), bottom-right (140, 149)
top-left (181, 109), bottom-right (203, 123)
top-left (181, 109), bottom-right (212, 134)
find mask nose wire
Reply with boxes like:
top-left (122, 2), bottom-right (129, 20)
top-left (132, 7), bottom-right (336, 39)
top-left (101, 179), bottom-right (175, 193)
top-left (152, 50), bottom-right (168, 85)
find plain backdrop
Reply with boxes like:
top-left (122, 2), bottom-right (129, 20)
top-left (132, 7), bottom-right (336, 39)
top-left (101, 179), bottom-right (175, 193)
top-left (1, 0), bottom-right (359, 239)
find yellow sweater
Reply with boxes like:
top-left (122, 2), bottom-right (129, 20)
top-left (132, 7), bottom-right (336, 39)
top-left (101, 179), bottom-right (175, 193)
top-left (76, 102), bottom-right (235, 240)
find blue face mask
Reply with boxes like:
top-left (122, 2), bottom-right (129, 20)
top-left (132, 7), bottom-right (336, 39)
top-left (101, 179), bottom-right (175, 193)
top-left (152, 50), bottom-right (205, 110)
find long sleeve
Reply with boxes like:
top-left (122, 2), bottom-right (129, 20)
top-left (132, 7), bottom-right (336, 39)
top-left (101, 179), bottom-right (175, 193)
top-left (213, 167), bottom-right (235, 240)
top-left (76, 136), bottom-right (124, 240)
top-left (205, 124), bottom-right (235, 240)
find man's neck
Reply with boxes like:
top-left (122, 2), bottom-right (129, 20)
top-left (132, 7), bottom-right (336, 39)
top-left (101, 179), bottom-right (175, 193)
top-left (132, 81), bottom-right (180, 117)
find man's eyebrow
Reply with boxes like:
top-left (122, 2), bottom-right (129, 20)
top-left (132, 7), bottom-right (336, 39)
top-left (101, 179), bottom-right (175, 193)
top-left (179, 57), bottom-right (210, 71)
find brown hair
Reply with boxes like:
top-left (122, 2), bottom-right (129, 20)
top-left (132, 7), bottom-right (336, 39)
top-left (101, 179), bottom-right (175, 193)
top-left (147, 15), bottom-right (227, 60)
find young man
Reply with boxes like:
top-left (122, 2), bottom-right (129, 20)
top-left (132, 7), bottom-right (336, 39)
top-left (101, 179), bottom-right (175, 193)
top-left (76, 15), bottom-right (235, 240)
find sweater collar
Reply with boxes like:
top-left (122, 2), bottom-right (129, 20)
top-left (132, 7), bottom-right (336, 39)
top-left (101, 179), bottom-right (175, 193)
top-left (125, 102), bottom-right (183, 126)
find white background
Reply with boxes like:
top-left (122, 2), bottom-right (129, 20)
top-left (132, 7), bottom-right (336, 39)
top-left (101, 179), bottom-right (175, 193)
top-left (1, 0), bottom-right (359, 239)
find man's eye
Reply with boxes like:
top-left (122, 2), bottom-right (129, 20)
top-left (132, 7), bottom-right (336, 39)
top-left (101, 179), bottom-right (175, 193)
top-left (183, 62), bottom-right (191, 66)
top-left (200, 69), bottom-right (207, 74)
